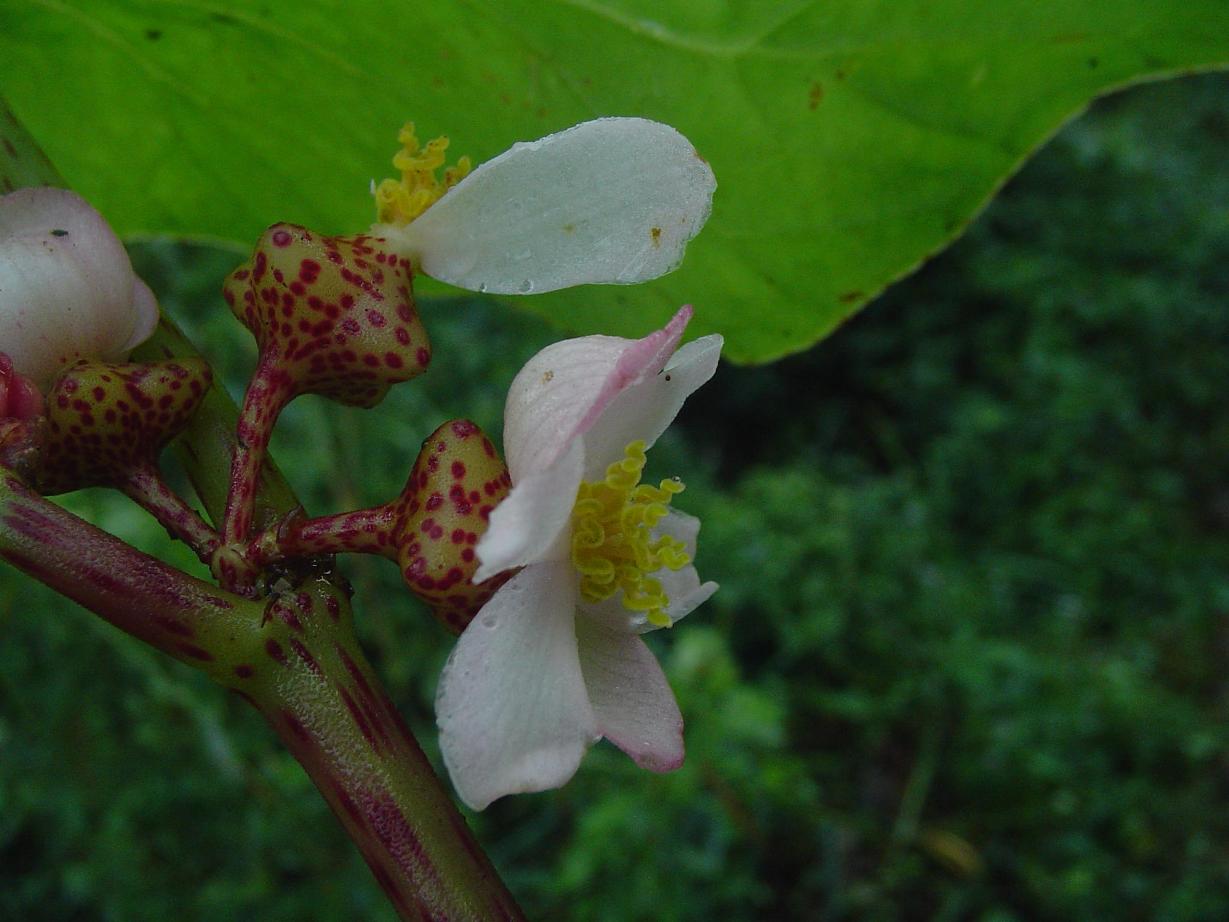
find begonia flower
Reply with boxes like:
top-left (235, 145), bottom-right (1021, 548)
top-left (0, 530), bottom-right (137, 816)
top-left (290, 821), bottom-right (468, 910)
top-left (372, 117), bottom-right (716, 295)
top-left (0, 188), bottom-right (159, 388)
top-left (436, 305), bottom-right (721, 810)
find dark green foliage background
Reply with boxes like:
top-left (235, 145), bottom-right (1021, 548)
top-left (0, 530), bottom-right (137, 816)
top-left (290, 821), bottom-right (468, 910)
top-left (3, 74), bottom-right (1229, 919)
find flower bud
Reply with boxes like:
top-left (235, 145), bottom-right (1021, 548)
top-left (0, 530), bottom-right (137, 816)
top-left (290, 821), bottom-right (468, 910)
top-left (0, 188), bottom-right (159, 388)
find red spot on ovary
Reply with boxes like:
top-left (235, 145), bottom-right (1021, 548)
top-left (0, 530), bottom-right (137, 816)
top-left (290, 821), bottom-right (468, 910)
top-left (450, 460), bottom-right (466, 479)
top-left (234, 664), bottom-right (255, 678)
top-left (272, 229), bottom-right (293, 247)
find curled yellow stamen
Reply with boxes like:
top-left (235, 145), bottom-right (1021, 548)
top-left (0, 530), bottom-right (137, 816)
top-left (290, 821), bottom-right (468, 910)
top-left (571, 441), bottom-right (691, 628)
top-left (373, 122), bottom-right (472, 225)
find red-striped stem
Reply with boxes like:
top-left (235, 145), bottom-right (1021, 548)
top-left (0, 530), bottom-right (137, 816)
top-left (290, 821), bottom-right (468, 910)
top-left (0, 471), bottom-right (525, 920)
top-left (239, 582), bottom-right (523, 921)
top-left (246, 503), bottom-right (402, 568)
top-left (121, 463), bottom-right (221, 563)
top-left (222, 356), bottom-right (296, 548)
top-left (0, 470), bottom-right (259, 670)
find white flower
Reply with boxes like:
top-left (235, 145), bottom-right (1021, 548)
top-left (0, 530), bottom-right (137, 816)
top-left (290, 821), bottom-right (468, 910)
top-left (0, 188), bottom-right (159, 388)
top-left (435, 305), bottom-right (722, 810)
top-left (372, 117), bottom-right (716, 295)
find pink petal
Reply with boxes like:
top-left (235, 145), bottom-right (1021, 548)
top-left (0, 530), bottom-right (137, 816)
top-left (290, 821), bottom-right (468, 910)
top-left (575, 618), bottom-right (684, 772)
top-left (579, 332), bottom-right (723, 479)
top-left (503, 305), bottom-right (692, 482)
top-left (436, 561), bottom-right (598, 810)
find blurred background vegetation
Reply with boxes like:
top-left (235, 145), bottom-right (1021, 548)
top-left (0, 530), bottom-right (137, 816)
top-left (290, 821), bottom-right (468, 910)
top-left (3, 72), bottom-right (1229, 920)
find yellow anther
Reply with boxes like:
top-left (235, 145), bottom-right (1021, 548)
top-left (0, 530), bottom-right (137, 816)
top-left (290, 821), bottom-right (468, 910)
top-left (374, 121), bottom-right (472, 225)
top-left (571, 441), bottom-right (691, 627)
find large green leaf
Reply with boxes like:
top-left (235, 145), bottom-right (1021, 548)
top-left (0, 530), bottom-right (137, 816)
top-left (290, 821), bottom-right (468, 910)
top-left (1, 1), bottom-right (1226, 362)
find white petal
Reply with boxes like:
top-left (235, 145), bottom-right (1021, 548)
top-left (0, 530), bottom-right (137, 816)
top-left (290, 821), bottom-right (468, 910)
top-left (436, 561), bottom-right (598, 811)
top-left (575, 618), bottom-right (684, 772)
top-left (655, 510), bottom-right (718, 626)
top-left (580, 332), bottom-right (723, 480)
top-left (0, 188), bottom-right (156, 386)
top-left (118, 278), bottom-right (162, 353)
top-left (474, 438), bottom-right (582, 581)
top-left (380, 118), bottom-right (715, 294)
top-left (502, 305), bottom-right (691, 481)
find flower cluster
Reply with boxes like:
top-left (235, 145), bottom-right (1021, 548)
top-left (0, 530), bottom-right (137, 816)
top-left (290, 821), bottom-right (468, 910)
top-left (0, 115), bottom-right (722, 811)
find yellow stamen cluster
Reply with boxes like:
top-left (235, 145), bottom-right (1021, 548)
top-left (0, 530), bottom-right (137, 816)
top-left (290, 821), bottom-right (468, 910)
top-left (373, 122), bottom-right (472, 225)
top-left (571, 440), bottom-right (691, 628)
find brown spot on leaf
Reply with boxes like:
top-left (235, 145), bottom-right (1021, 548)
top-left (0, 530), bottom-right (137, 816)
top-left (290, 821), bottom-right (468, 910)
top-left (809, 82), bottom-right (824, 110)
top-left (838, 290), bottom-right (864, 304)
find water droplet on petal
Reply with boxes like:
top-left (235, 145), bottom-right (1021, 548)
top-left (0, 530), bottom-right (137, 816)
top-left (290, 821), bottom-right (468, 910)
top-left (517, 279), bottom-right (534, 294)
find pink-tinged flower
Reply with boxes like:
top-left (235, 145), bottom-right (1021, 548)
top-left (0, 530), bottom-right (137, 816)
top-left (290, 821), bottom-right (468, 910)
top-left (372, 118), bottom-right (716, 295)
top-left (0, 188), bottom-right (159, 388)
top-left (435, 306), bottom-right (721, 810)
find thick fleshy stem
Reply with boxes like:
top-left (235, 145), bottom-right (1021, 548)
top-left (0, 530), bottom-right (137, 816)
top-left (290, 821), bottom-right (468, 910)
top-left (0, 470), bottom-right (260, 668)
top-left (121, 463), bottom-right (221, 563)
top-left (0, 473), bottom-right (524, 920)
top-left (237, 580), bottom-right (523, 921)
